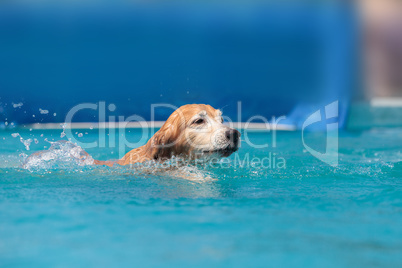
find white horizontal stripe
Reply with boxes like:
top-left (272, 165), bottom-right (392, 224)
top-left (23, 122), bottom-right (296, 131)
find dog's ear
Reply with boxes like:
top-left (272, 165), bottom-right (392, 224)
top-left (146, 113), bottom-right (183, 160)
top-left (153, 126), bottom-right (174, 147)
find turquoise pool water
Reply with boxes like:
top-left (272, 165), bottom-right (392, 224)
top-left (0, 128), bottom-right (401, 267)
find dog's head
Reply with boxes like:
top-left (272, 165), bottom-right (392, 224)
top-left (148, 104), bottom-right (240, 160)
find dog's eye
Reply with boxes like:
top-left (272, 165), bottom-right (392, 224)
top-left (193, 118), bottom-right (205, 125)
top-left (221, 118), bottom-right (224, 123)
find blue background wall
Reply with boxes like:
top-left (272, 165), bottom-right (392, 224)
top-left (0, 1), bottom-right (357, 128)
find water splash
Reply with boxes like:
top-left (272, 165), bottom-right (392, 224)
top-left (19, 135), bottom-right (216, 181)
top-left (23, 140), bottom-right (94, 170)
top-left (11, 133), bottom-right (32, 150)
top-left (60, 123), bottom-right (66, 138)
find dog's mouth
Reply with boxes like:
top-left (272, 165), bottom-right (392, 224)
top-left (202, 146), bottom-right (238, 157)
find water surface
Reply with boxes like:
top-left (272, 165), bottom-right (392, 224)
top-left (0, 128), bottom-right (401, 267)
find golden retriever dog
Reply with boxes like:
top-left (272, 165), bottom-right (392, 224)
top-left (94, 104), bottom-right (240, 167)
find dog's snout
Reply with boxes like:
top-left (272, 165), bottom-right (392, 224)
top-left (225, 129), bottom-right (240, 144)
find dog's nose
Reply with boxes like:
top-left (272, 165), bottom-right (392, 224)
top-left (225, 129), bottom-right (240, 144)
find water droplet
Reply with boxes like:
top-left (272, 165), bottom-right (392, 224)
top-left (12, 102), bottom-right (23, 108)
top-left (39, 108), bottom-right (49, 114)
